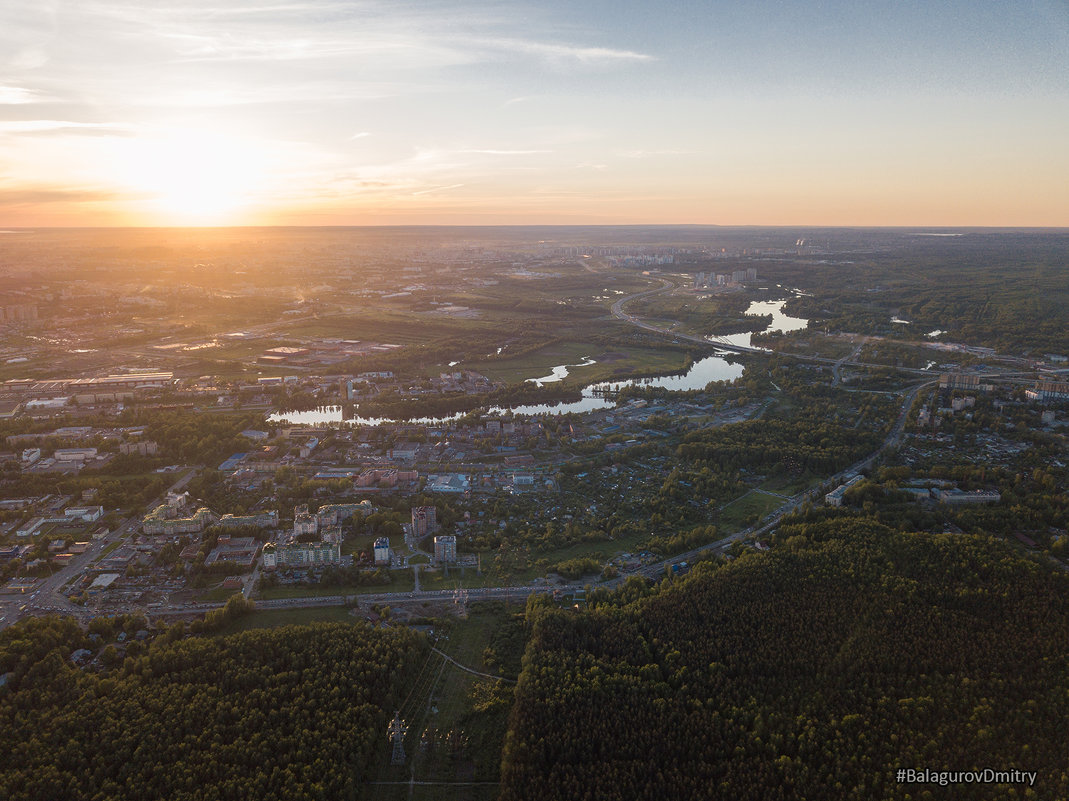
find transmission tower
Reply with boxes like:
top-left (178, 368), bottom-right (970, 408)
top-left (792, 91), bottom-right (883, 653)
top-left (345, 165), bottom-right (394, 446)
top-left (388, 711), bottom-right (408, 765)
top-left (453, 587), bottom-right (469, 617)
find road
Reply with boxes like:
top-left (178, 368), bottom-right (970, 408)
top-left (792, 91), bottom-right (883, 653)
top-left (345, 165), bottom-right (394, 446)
top-left (2, 288), bottom-right (940, 630)
top-left (611, 279), bottom-right (957, 378)
top-left (2, 374), bottom-right (934, 630)
top-left (0, 467), bottom-right (201, 630)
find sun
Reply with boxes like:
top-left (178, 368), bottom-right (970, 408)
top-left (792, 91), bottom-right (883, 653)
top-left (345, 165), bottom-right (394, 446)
top-left (122, 132), bottom-right (264, 224)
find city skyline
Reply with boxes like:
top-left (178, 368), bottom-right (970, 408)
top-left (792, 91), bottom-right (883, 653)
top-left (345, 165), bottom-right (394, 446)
top-left (1, 0), bottom-right (1068, 227)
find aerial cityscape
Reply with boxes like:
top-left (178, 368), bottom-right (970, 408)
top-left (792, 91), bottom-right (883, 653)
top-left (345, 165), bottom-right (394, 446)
top-left (1, 2), bottom-right (1068, 800)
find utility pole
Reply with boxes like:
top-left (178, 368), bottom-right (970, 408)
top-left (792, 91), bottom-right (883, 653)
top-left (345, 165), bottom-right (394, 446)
top-left (388, 711), bottom-right (408, 765)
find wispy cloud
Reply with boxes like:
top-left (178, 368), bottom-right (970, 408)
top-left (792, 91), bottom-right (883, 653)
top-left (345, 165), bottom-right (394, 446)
top-left (457, 149), bottom-right (551, 155)
top-left (412, 183), bottom-right (465, 196)
top-left (0, 120), bottom-right (139, 136)
top-left (618, 149), bottom-right (695, 158)
top-left (0, 186), bottom-right (128, 205)
top-left (483, 38), bottom-right (655, 65)
top-left (0, 86), bottom-right (48, 105)
top-left (349, 132), bottom-right (372, 140)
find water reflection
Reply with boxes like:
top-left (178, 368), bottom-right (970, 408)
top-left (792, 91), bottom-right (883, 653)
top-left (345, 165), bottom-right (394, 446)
top-left (707, 299), bottom-right (809, 349)
top-left (268, 298), bottom-right (809, 425)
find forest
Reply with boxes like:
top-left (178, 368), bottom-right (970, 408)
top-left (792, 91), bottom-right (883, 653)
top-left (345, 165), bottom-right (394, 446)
top-left (0, 618), bottom-right (424, 801)
top-left (500, 517), bottom-right (1069, 800)
top-left (759, 233), bottom-right (1069, 355)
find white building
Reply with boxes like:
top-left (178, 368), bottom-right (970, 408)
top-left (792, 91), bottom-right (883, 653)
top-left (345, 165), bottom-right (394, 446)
top-left (373, 537), bottom-right (390, 566)
top-left (263, 540), bottom-right (340, 569)
top-left (64, 505), bottom-right (104, 522)
top-left (54, 448), bottom-right (97, 463)
top-left (825, 475), bottom-right (864, 507)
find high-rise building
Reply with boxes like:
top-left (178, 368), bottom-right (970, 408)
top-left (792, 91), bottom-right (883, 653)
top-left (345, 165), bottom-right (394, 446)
top-left (434, 535), bottom-right (456, 564)
top-left (411, 506), bottom-right (438, 537)
top-left (374, 537), bottom-right (391, 566)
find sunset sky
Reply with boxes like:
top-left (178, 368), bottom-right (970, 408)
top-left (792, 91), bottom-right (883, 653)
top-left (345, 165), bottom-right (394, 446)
top-left (1, 0), bottom-right (1067, 227)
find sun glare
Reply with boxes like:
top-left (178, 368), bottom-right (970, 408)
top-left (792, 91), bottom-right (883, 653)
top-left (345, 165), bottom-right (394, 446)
top-left (122, 132), bottom-right (264, 224)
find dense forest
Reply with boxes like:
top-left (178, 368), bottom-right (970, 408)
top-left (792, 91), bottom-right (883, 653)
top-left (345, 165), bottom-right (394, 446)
top-left (500, 518), bottom-right (1069, 800)
top-left (0, 619), bottom-right (424, 801)
top-left (760, 233), bottom-right (1069, 355)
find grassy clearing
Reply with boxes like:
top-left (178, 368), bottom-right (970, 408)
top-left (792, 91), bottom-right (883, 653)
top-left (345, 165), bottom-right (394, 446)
top-left (195, 585), bottom-right (241, 602)
top-left (718, 490), bottom-right (785, 531)
top-left (760, 473), bottom-right (823, 496)
top-left (285, 310), bottom-right (496, 345)
top-left (213, 605), bottom-right (357, 635)
top-left (413, 606), bottom-right (522, 793)
top-left (366, 603), bottom-right (526, 801)
top-left (469, 341), bottom-right (692, 387)
top-left (257, 571), bottom-right (416, 599)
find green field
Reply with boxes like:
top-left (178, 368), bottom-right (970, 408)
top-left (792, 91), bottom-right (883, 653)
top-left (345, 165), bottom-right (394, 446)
top-left (256, 570), bottom-right (416, 599)
top-left (718, 489), bottom-right (786, 531)
top-left (195, 584), bottom-right (243, 602)
top-left (367, 604), bottom-right (523, 801)
top-left (211, 605), bottom-right (361, 636)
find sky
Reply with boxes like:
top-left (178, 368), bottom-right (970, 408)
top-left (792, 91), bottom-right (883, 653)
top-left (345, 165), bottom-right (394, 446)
top-left (1, 0), bottom-right (1067, 227)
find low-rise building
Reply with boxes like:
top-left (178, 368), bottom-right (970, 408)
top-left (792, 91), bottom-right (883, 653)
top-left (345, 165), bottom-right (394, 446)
top-left (64, 505), bottom-right (104, 522)
top-left (316, 501), bottom-right (373, 527)
top-left (54, 448), bottom-right (98, 462)
top-left (119, 440), bottom-right (158, 456)
top-left (142, 505), bottom-right (217, 535)
top-left (1025, 380), bottom-right (1069, 403)
top-left (933, 488), bottom-right (1001, 505)
top-left (205, 536), bottom-right (260, 568)
top-left (217, 510), bottom-right (279, 529)
top-left (425, 473), bottom-right (469, 493)
top-left (16, 517), bottom-right (46, 538)
top-left (88, 573), bottom-right (121, 595)
top-left (262, 540), bottom-right (341, 569)
top-left (825, 475), bottom-right (864, 507)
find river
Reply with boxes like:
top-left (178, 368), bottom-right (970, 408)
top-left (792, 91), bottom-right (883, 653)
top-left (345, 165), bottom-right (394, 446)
top-left (268, 297), bottom-right (809, 425)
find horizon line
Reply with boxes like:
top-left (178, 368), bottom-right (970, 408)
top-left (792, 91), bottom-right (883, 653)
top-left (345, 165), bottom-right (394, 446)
top-left (3, 224), bottom-right (1069, 232)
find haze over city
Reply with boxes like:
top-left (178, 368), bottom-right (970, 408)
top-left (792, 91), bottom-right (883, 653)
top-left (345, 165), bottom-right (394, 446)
top-left (3, 3), bottom-right (1069, 801)
top-left (2, 0), bottom-right (1068, 227)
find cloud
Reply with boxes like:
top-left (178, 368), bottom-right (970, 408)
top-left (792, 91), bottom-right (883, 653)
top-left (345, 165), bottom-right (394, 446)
top-left (457, 149), bottom-right (551, 155)
top-left (349, 132), bottom-right (372, 140)
top-left (412, 183), bottom-right (465, 195)
top-left (0, 186), bottom-right (127, 205)
top-left (0, 120), bottom-right (138, 136)
top-left (618, 149), bottom-right (695, 158)
top-left (482, 38), bottom-right (655, 65)
top-left (0, 86), bottom-right (48, 105)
